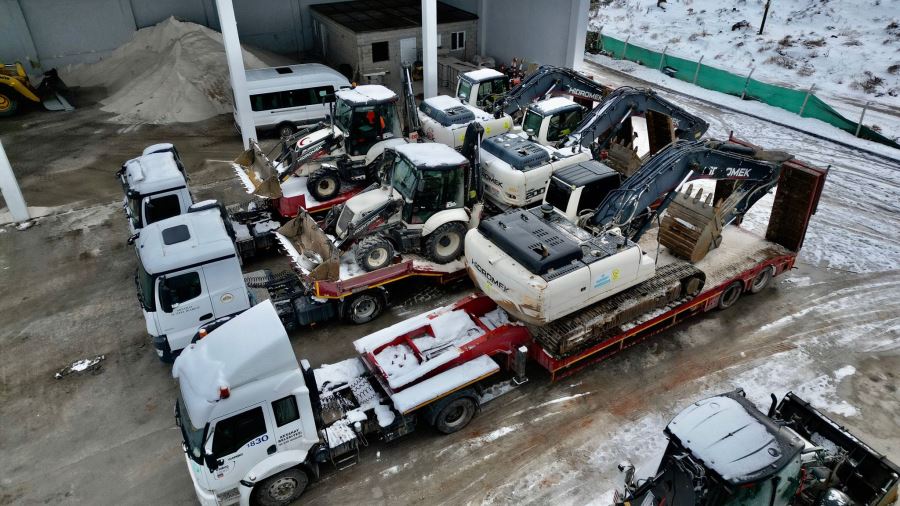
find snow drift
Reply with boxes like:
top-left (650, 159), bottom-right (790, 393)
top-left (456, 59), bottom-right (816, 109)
top-left (62, 17), bottom-right (273, 124)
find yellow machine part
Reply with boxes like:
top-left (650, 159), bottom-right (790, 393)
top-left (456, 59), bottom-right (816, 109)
top-left (659, 185), bottom-right (725, 263)
top-left (0, 62), bottom-right (41, 103)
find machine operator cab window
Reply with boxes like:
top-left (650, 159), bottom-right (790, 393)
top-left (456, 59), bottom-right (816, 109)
top-left (387, 151), bottom-right (466, 225)
top-left (544, 161), bottom-right (622, 221)
top-left (333, 97), bottom-right (401, 157)
top-left (521, 103), bottom-right (584, 144)
top-left (475, 77), bottom-right (508, 108)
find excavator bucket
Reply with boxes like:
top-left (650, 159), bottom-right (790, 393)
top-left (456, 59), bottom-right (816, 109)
top-left (275, 210), bottom-right (340, 281)
top-left (36, 69), bottom-right (74, 111)
top-left (233, 139), bottom-right (284, 199)
top-left (659, 185), bottom-right (724, 263)
top-left (604, 141), bottom-right (642, 177)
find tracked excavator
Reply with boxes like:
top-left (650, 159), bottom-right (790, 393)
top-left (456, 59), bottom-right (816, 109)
top-left (465, 139), bottom-right (792, 325)
top-left (479, 86), bottom-right (709, 209)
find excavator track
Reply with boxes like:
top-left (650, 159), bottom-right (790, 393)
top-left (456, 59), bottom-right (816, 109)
top-left (527, 262), bottom-right (705, 359)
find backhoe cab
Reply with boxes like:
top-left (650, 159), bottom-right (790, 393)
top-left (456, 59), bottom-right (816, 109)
top-left (324, 142), bottom-right (475, 272)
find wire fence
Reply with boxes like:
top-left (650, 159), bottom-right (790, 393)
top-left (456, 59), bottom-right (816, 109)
top-left (586, 31), bottom-right (899, 149)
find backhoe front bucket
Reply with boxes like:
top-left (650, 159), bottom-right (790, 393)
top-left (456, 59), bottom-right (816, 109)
top-left (659, 185), bottom-right (724, 263)
top-left (275, 210), bottom-right (340, 281)
top-left (233, 140), bottom-right (284, 199)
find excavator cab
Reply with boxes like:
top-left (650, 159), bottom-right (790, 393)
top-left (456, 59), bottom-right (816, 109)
top-left (457, 68), bottom-right (509, 109)
top-left (543, 160), bottom-right (622, 223)
top-left (521, 97), bottom-right (585, 146)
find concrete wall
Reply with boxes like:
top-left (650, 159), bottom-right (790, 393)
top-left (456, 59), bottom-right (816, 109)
top-left (479, 0), bottom-right (588, 68)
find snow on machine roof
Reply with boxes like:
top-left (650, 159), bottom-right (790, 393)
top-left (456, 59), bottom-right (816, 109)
top-left (335, 85), bottom-right (397, 105)
top-left (463, 68), bottom-right (505, 83)
top-left (666, 391), bottom-right (805, 485)
top-left (530, 96), bottom-right (581, 115)
top-left (136, 207), bottom-right (237, 275)
top-left (122, 151), bottom-right (185, 195)
top-left (173, 301), bottom-right (298, 425)
top-left (393, 142), bottom-right (468, 168)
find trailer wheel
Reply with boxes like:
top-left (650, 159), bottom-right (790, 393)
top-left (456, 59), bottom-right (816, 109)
top-left (0, 91), bottom-right (19, 117)
top-left (425, 222), bottom-right (467, 264)
top-left (307, 167), bottom-right (341, 201)
top-left (344, 291), bottom-right (384, 324)
top-left (718, 281), bottom-right (743, 310)
top-left (251, 468), bottom-right (308, 506)
top-left (750, 266), bottom-right (775, 294)
top-left (434, 397), bottom-right (477, 434)
top-left (356, 236), bottom-right (394, 272)
top-left (277, 122), bottom-right (295, 140)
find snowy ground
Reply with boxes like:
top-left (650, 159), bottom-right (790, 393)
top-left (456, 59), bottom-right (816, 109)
top-left (590, 0), bottom-right (900, 142)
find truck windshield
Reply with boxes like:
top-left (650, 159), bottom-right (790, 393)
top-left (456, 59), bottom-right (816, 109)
top-left (391, 156), bottom-right (418, 201)
top-left (522, 110), bottom-right (544, 137)
top-left (545, 177), bottom-right (573, 212)
top-left (457, 79), bottom-right (473, 103)
top-left (177, 396), bottom-right (207, 463)
top-left (136, 263), bottom-right (156, 312)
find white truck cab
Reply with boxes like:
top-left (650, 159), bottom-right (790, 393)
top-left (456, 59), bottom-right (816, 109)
top-left (520, 96), bottom-right (585, 147)
top-left (118, 143), bottom-right (193, 234)
top-left (134, 202), bottom-right (250, 362)
top-left (174, 301), bottom-right (319, 506)
top-left (417, 94), bottom-right (512, 149)
top-left (456, 68), bottom-right (509, 109)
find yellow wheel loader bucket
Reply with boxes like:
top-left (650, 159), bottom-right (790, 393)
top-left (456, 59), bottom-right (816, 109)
top-left (233, 139), bottom-right (284, 199)
top-left (274, 210), bottom-right (340, 281)
top-left (659, 185), bottom-right (724, 263)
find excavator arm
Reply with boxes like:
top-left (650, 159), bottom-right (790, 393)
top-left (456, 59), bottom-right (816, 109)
top-left (589, 139), bottom-right (792, 242)
top-left (490, 65), bottom-right (610, 117)
top-left (561, 87), bottom-right (709, 150)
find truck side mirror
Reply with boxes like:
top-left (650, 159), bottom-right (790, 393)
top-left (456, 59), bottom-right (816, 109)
top-left (158, 277), bottom-right (174, 313)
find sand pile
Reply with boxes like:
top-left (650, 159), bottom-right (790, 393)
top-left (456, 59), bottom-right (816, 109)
top-left (63, 17), bottom-right (273, 124)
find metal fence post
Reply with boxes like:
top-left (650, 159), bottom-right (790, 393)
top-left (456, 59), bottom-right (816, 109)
top-left (657, 45), bottom-right (668, 71)
top-left (597, 26), bottom-right (604, 52)
top-left (799, 84), bottom-right (815, 117)
top-left (621, 35), bottom-right (631, 60)
top-left (855, 101), bottom-right (871, 137)
top-left (740, 67), bottom-right (755, 100)
top-left (692, 55), bottom-right (704, 85)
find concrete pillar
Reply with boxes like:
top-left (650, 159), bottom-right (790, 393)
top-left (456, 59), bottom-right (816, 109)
top-left (421, 0), bottom-right (438, 98)
top-left (477, 0), bottom-right (487, 56)
top-left (215, 0), bottom-right (256, 148)
top-left (566, 0), bottom-right (590, 69)
top-left (0, 141), bottom-right (29, 223)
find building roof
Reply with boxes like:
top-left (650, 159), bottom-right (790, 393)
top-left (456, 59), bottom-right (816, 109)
top-left (311, 0), bottom-right (477, 33)
top-left (122, 151), bottom-right (185, 196)
top-left (666, 391), bottom-right (805, 485)
top-left (173, 301), bottom-right (298, 424)
top-left (136, 207), bottom-right (237, 275)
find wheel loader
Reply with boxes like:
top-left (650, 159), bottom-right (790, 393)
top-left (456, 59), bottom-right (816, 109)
top-left (0, 62), bottom-right (73, 117)
top-left (615, 389), bottom-right (900, 506)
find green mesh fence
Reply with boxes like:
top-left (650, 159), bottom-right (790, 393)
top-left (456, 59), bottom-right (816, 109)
top-left (587, 32), bottom-right (899, 149)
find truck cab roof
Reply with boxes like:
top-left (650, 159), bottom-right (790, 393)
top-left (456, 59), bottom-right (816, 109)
top-left (666, 391), bottom-right (805, 486)
top-left (393, 142), bottom-right (468, 168)
top-left (122, 151), bottom-right (186, 196)
top-left (136, 206), bottom-right (236, 275)
top-left (173, 301), bottom-right (300, 425)
top-left (336, 85), bottom-right (398, 105)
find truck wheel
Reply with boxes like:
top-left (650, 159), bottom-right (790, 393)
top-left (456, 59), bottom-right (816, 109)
top-left (750, 266), bottom-right (775, 294)
top-left (277, 122), bottom-right (295, 140)
top-left (434, 397), bottom-right (477, 434)
top-left (344, 291), bottom-right (384, 324)
top-left (307, 168), bottom-right (341, 201)
top-left (718, 281), bottom-right (743, 310)
top-left (356, 236), bottom-right (394, 272)
top-left (252, 468), bottom-right (308, 506)
top-left (425, 222), bottom-right (466, 264)
top-left (0, 91), bottom-right (19, 117)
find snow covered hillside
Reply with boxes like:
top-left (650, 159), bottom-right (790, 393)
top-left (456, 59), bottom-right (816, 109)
top-left (590, 0), bottom-right (899, 135)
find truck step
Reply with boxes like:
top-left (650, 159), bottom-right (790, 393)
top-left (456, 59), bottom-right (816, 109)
top-left (332, 452), bottom-right (359, 470)
top-left (528, 262), bottom-right (705, 359)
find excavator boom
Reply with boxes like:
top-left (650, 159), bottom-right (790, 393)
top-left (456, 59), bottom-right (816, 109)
top-left (490, 65), bottom-right (610, 117)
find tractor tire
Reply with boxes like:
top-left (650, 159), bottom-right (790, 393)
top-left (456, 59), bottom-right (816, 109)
top-left (277, 122), bottom-right (295, 140)
top-left (749, 266), bottom-right (775, 294)
top-left (433, 397), bottom-right (477, 434)
top-left (718, 281), bottom-right (743, 310)
top-left (0, 91), bottom-right (19, 117)
top-left (251, 468), bottom-right (309, 506)
top-left (355, 235), bottom-right (394, 272)
top-left (344, 291), bottom-right (384, 324)
top-left (425, 222), bottom-right (467, 264)
top-left (307, 167), bottom-right (341, 202)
